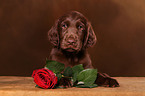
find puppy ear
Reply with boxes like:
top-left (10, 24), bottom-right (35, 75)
top-left (84, 22), bottom-right (97, 48)
top-left (48, 20), bottom-right (59, 46)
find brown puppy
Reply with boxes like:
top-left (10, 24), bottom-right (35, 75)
top-left (48, 11), bottom-right (119, 87)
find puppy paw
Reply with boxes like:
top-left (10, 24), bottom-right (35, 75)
top-left (104, 77), bottom-right (119, 87)
top-left (95, 72), bottom-right (119, 87)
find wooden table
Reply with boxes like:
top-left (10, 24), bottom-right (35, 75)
top-left (0, 76), bottom-right (145, 96)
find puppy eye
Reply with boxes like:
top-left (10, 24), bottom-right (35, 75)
top-left (62, 24), bottom-right (67, 29)
top-left (78, 25), bottom-right (84, 30)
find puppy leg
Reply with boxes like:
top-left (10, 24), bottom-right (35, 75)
top-left (95, 72), bottom-right (120, 87)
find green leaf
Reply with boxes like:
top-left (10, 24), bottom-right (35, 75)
top-left (35, 85), bottom-right (39, 87)
top-left (72, 72), bottom-right (78, 84)
top-left (72, 64), bottom-right (84, 83)
top-left (35, 85), bottom-right (44, 89)
top-left (77, 69), bottom-right (97, 86)
top-left (72, 64), bottom-right (84, 73)
top-left (76, 84), bottom-right (98, 88)
top-left (63, 67), bottom-right (73, 77)
top-left (45, 60), bottom-right (65, 74)
top-left (56, 73), bottom-right (62, 81)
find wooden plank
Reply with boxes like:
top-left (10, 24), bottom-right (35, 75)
top-left (0, 76), bottom-right (145, 96)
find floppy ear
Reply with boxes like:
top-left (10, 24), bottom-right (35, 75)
top-left (48, 20), bottom-right (59, 46)
top-left (84, 22), bottom-right (97, 48)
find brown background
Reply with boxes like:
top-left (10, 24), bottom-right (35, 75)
top-left (0, 0), bottom-right (145, 76)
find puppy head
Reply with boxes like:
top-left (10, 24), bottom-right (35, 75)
top-left (48, 11), bottom-right (97, 52)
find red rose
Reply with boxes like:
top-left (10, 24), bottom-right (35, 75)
top-left (32, 68), bottom-right (57, 89)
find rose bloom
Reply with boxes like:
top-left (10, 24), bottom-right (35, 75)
top-left (32, 68), bottom-right (57, 89)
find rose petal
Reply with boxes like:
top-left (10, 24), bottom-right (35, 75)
top-left (32, 68), bottom-right (58, 89)
top-left (34, 73), bottom-right (49, 89)
top-left (32, 69), bottom-right (38, 78)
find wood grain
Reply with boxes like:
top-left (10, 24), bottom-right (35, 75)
top-left (0, 76), bottom-right (145, 96)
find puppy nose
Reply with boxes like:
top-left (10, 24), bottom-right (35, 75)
top-left (67, 35), bottom-right (76, 44)
top-left (68, 38), bottom-right (75, 43)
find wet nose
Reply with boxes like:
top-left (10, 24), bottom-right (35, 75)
top-left (67, 35), bottom-right (76, 44)
top-left (68, 38), bottom-right (75, 44)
